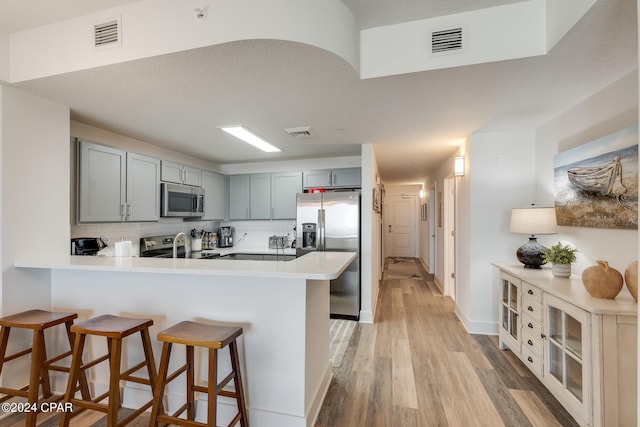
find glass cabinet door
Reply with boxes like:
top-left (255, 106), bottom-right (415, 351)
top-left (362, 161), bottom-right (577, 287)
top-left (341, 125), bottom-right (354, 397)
top-left (500, 274), bottom-right (520, 341)
top-left (544, 294), bottom-right (590, 421)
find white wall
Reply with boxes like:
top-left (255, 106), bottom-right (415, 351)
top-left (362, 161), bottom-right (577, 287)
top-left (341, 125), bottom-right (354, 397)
top-left (1, 85), bottom-right (70, 387)
top-left (457, 130), bottom-right (537, 334)
top-left (536, 70), bottom-right (639, 276)
top-left (9, 0), bottom-right (358, 83)
top-left (454, 70), bottom-right (639, 335)
top-left (360, 144), bottom-right (381, 323)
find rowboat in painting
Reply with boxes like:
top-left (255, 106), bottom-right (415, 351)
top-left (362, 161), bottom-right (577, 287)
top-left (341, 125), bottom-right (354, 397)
top-left (567, 155), bottom-right (627, 196)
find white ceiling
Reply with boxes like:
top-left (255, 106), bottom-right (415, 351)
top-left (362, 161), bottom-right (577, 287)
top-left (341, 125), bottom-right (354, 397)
top-left (1, 0), bottom-right (638, 185)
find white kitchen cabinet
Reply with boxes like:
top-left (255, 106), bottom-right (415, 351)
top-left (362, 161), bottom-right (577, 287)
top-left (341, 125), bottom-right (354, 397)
top-left (201, 170), bottom-right (226, 220)
top-left (228, 175), bottom-right (250, 220)
top-left (493, 263), bottom-right (637, 427)
top-left (126, 152), bottom-right (161, 221)
top-left (331, 167), bottom-right (361, 188)
top-left (271, 172), bottom-right (302, 219)
top-left (303, 168), bottom-right (361, 189)
top-left (161, 160), bottom-right (202, 187)
top-left (228, 174), bottom-right (271, 220)
top-left (249, 174), bottom-right (271, 219)
top-left (78, 140), bottom-right (160, 222)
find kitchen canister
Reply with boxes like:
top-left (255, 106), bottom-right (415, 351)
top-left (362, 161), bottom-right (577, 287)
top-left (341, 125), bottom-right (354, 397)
top-left (581, 260), bottom-right (623, 299)
top-left (624, 260), bottom-right (638, 302)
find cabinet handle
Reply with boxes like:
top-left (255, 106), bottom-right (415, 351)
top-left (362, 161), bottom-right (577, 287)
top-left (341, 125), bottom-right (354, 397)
top-left (541, 333), bottom-right (546, 339)
top-left (126, 204), bottom-right (131, 218)
top-left (527, 356), bottom-right (533, 363)
top-left (120, 204), bottom-right (126, 218)
top-left (528, 289), bottom-right (533, 295)
top-left (527, 322), bottom-right (533, 329)
top-left (527, 306), bottom-right (533, 312)
top-left (527, 339), bottom-right (533, 346)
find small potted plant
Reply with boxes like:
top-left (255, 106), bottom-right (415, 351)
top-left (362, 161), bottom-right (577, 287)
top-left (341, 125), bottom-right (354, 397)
top-left (542, 242), bottom-right (578, 278)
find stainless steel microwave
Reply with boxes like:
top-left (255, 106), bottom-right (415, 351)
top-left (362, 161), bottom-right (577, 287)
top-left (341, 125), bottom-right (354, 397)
top-left (161, 182), bottom-right (204, 217)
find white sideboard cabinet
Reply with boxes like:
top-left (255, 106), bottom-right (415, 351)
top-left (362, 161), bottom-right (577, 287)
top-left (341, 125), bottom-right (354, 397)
top-left (494, 263), bottom-right (637, 427)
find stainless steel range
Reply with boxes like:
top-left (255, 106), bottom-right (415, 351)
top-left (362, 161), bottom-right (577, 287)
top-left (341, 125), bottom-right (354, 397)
top-left (139, 234), bottom-right (219, 259)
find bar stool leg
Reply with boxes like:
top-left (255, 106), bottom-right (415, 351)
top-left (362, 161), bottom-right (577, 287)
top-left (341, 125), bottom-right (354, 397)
top-left (230, 340), bottom-right (249, 427)
top-left (207, 348), bottom-right (218, 427)
top-left (24, 329), bottom-right (45, 426)
top-left (140, 329), bottom-right (158, 393)
top-left (149, 341), bottom-right (172, 425)
top-left (107, 337), bottom-right (123, 426)
top-left (0, 326), bottom-right (11, 378)
top-left (186, 345), bottom-right (195, 420)
top-left (36, 330), bottom-right (53, 399)
top-left (63, 321), bottom-right (90, 400)
top-left (60, 332), bottom-right (86, 427)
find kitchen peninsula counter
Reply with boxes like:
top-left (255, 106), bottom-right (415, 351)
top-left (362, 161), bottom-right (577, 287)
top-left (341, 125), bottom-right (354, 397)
top-left (16, 251), bottom-right (356, 427)
top-left (15, 251), bottom-right (354, 279)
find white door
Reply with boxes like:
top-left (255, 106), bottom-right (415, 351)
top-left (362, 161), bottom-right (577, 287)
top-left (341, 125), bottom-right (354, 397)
top-left (385, 194), bottom-right (417, 258)
top-left (443, 177), bottom-right (456, 300)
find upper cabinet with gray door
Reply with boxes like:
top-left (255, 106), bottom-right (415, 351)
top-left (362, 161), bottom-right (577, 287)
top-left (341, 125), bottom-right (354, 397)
top-left (303, 168), bottom-right (361, 189)
top-left (161, 160), bottom-right (202, 187)
top-left (201, 170), bottom-right (226, 220)
top-left (271, 172), bottom-right (302, 219)
top-left (78, 140), bottom-right (160, 222)
top-left (228, 174), bottom-right (272, 220)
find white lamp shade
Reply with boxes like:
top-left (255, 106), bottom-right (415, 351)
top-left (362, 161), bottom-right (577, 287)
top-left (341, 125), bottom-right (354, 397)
top-left (510, 207), bottom-right (558, 235)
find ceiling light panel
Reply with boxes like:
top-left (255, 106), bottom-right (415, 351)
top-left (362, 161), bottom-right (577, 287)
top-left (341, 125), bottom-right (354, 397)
top-left (218, 125), bottom-right (281, 152)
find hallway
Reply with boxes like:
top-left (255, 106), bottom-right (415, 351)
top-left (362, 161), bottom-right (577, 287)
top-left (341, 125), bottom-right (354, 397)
top-left (315, 257), bottom-right (578, 427)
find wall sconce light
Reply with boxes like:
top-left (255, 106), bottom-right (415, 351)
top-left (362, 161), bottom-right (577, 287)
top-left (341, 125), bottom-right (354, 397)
top-left (454, 155), bottom-right (465, 176)
top-left (419, 189), bottom-right (424, 199)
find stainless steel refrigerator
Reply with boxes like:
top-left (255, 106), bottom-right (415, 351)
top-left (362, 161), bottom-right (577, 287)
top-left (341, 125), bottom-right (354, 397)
top-left (296, 191), bottom-right (360, 319)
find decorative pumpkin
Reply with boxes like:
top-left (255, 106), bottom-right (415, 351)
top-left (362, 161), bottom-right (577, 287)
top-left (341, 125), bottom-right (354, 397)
top-left (581, 260), bottom-right (623, 299)
top-left (624, 260), bottom-right (638, 302)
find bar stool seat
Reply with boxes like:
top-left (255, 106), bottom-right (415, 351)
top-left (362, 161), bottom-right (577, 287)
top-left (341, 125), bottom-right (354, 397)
top-left (150, 321), bottom-right (249, 427)
top-left (0, 309), bottom-right (90, 427)
top-left (60, 314), bottom-right (158, 427)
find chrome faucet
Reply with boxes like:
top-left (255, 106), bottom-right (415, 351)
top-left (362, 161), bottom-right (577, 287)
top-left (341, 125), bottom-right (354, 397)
top-left (173, 232), bottom-right (191, 258)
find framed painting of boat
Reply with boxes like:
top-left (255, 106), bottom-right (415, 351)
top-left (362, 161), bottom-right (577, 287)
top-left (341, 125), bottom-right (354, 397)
top-left (553, 125), bottom-right (638, 229)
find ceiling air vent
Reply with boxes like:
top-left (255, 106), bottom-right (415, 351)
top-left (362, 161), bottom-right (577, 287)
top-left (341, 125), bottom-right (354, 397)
top-left (285, 126), bottom-right (314, 139)
top-left (431, 27), bottom-right (464, 54)
top-left (94, 19), bottom-right (120, 48)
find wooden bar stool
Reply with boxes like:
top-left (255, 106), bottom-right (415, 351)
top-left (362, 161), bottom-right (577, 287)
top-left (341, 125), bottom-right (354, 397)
top-left (149, 321), bottom-right (249, 427)
top-left (59, 314), bottom-right (158, 427)
top-left (0, 309), bottom-right (90, 427)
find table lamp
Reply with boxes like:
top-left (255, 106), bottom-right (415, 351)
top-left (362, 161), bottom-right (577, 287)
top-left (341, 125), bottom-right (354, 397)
top-left (510, 206), bottom-right (558, 268)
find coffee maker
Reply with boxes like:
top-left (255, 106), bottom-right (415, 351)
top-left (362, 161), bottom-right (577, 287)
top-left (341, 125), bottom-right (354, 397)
top-left (218, 226), bottom-right (234, 248)
top-left (302, 223), bottom-right (317, 249)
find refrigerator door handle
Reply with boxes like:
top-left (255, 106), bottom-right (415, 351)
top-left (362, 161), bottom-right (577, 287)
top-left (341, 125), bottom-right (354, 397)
top-left (318, 208), bottom-right (325, 251)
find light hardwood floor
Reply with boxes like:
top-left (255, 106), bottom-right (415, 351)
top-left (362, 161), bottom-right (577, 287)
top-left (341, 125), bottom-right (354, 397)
top-left (315, 257), bottom-right (579, 427)
top-left (0, 257), bottom-right (578, 426)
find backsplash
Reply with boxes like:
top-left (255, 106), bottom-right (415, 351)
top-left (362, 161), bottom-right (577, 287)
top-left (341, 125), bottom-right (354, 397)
top-left (221, 220), bottom-right (296, 250)
top-left (71, 219), bottom-right (296, 255)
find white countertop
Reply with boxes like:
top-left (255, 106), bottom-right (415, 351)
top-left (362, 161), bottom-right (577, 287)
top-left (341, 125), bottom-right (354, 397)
top-left (15, 251), bottom-right (355, 280)
top-left (493, 262), bottom-right (638, 316)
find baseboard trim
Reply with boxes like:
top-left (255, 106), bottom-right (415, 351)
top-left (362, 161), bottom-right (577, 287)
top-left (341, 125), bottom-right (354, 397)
top-left (454, 305), bottom-right (499, 335)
